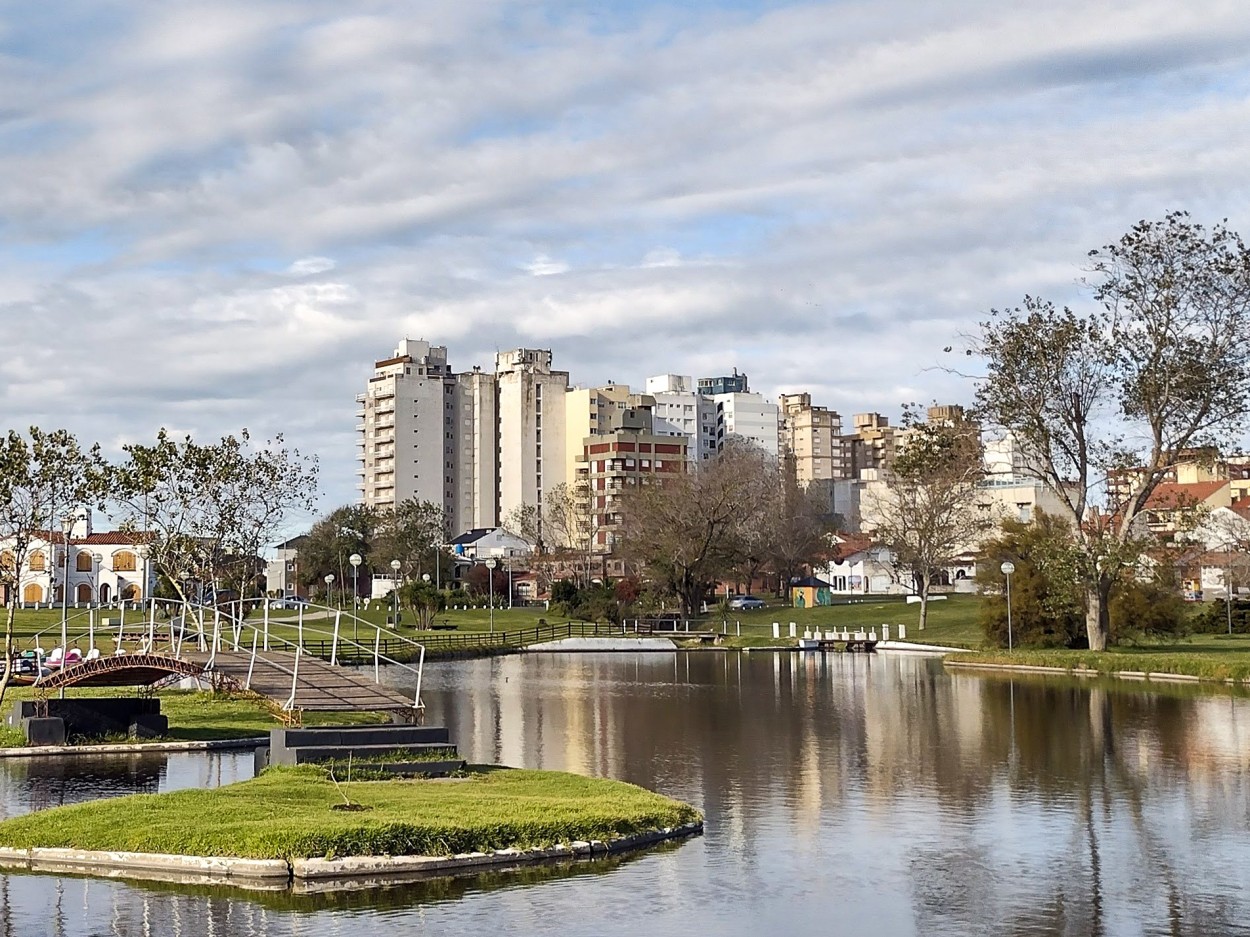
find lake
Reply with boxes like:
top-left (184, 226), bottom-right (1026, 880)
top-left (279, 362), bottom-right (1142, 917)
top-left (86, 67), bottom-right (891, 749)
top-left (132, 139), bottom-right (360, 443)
top-left (2, 650), bottom-right (1249, 936)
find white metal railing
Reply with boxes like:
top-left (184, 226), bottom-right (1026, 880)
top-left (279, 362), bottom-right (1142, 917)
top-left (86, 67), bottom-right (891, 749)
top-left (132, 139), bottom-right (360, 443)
top-left (17, 596), bottom-right (426, 714)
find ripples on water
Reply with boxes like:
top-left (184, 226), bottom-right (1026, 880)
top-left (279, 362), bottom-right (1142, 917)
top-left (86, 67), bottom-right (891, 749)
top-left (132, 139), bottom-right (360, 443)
top-left (2, 652), bottom-right (1249, 936)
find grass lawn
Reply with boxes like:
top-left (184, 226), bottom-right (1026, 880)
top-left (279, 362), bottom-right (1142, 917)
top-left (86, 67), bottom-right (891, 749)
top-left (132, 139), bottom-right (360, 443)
top-left (957, 632), bottom-right (1250, 683)
top-left (0, 765), bottom-right (701, 860)
top-left (711, 594), bottom-right (987, 648)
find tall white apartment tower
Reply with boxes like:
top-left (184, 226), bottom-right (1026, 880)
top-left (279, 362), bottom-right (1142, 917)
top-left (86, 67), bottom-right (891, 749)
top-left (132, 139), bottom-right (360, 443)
top-left (450, 366), bottom-right (499, 533)
top-left (644, 374), bottom-right (719, 467)
top-left (357, 339), bottom-right (458, 513)
top-left (495, 349), bottom-right (570, 532)
top-left (714, 392), bottom-right (781, 457)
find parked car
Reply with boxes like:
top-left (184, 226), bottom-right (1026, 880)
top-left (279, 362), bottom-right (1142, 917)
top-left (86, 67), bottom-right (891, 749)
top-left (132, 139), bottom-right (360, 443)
top-left (728, 595), bottom-right (766, 610)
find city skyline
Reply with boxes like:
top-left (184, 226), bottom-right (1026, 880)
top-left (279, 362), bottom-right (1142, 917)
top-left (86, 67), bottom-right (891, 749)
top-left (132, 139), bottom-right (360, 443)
top-left (3, 1), bottom-right (1250, 513)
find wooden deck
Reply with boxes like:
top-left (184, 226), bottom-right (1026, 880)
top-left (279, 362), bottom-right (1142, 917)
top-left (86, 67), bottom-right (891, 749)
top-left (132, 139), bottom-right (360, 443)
top-left (182, 650), bottom-right (418, 713)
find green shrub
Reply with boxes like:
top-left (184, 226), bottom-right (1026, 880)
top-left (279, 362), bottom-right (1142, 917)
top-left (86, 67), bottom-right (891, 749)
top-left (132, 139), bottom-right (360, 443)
top-left (1110, 578), bottom-right (1190, 644)
top-left (1191, 599), bottom-right (1250, 634)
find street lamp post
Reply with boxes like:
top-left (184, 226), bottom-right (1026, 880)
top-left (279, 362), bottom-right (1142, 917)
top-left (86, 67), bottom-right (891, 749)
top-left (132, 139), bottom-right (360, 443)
top-left (59, 517), bottom-right (73, 655)
top-left (485, 558), bottom-right (497, 633)
top-left (434, 540), bottom-right (442, 594)
top-left (390, 559), bottom-right (401, 626)
top-left (324, 573), bottom-right (334, 609)
top-left (1001, 561), bottom-right (1016, 651)
top-left (92, 553), bottom-right (103, 607)
top-left (349, 553), bottom-right (362, 643)
top-left (422, 573), bottom-right (431, 630)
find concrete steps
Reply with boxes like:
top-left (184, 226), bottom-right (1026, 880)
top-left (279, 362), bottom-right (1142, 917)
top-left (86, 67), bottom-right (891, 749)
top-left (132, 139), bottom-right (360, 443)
top-left (265, 723), bottom-right (464, 776)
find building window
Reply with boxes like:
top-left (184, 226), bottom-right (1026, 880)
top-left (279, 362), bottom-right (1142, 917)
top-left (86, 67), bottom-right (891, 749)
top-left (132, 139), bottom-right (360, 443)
top-left (28, 550), bottom-right (46, 571)
top-left (113, 551), bottom-right (137, 572)
top-left (76, 551), bottom-right (94, 572)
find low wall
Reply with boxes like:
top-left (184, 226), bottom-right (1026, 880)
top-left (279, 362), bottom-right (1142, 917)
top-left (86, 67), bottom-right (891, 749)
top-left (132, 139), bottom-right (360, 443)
top-left (0, 822), bottom-right (705, 892)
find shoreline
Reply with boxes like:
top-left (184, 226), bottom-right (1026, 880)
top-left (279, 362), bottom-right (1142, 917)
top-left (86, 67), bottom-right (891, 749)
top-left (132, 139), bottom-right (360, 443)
top-left (0, 822), bottom-right (703, 892)
top-left (944, 659), bottom-right (1241, 686)
top-left (0, 736), bottom-right (267, 759)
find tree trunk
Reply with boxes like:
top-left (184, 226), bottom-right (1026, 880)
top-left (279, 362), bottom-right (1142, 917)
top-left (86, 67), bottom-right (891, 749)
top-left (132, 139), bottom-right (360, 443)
top-left (1084, 579), bottom-right (1111, 651)
top-left (0, 600), bottom-right (16, 708)
top-left (918, 584), bottom-right (929, 632)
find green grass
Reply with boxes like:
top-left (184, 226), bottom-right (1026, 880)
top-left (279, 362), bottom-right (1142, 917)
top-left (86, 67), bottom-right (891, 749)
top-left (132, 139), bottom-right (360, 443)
top-left (956, 635), bottom-right (1250, 684)
top-left (708, 594), bottom-right (987, 648)
top-left (0, 765), bottom-right (701, 860)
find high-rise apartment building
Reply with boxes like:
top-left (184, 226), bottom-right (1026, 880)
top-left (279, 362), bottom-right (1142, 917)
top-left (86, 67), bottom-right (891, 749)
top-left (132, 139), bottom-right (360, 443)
top-left (450, 366), bottom-right (498, 533)
top-left (495, 349), bottom-right (570, 533)
top-left (713, 392), bottom-right (780, 457)
top-left (644, 374), bottom-right (719, 467)
top-left (357, 339), bottom-right (458, 514)
top-left (779, 393), bottom-right (844, 484)
top-left (564, 383), bottom-right (635, 484)
top-left (576, 403), bottom-right (687, 555)
top-left (842, 412), bottom-right (896, 478)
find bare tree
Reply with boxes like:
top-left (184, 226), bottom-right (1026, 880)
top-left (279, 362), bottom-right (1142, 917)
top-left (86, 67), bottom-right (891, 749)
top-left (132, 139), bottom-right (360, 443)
top-left (761, 454), bottom-right (834, 597)
top-left (865, 411), bottom-right (992, 630)
top-left (617, 440), bottom-right (762, 616)
top-left (973, 213), bottom-right (1250, 649)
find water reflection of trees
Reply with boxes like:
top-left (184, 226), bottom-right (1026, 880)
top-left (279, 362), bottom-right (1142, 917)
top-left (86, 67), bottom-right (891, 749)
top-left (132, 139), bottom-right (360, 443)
top-left (428, 653), bottom-right (1250, 935)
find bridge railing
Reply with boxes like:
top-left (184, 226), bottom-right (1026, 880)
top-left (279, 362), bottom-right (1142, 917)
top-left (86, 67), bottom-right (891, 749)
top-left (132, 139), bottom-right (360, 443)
top-left (21, 598), bottom-right (428, 715)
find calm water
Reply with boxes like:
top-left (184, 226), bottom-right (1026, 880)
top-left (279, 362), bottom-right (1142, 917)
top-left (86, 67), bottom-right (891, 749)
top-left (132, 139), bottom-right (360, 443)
top-left (2, 651), bottom-right (1250, 936)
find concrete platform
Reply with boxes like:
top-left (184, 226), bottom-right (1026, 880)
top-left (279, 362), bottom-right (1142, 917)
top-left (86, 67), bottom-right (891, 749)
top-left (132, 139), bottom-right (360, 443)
top-left (525, 637), bottom-right (679, 652)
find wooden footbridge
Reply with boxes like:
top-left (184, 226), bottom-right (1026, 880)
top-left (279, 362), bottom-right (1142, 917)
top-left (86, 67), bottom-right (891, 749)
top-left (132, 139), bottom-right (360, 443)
top-left (27, 600), bottom-right (426, 725)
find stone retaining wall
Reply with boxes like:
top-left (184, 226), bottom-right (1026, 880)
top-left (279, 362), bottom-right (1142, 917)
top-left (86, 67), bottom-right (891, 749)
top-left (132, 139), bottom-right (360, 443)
top-left (0, 822), bottom-right (704, 892)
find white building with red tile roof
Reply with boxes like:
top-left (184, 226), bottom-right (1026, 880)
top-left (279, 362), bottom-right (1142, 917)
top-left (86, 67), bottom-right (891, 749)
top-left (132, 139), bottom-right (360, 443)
top-left (0, 513), bottom-right (153, 607)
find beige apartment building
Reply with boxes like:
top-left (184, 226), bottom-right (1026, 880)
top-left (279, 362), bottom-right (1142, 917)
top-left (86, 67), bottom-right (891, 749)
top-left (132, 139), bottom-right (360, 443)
top-left (779, 393), bottom-right (844, 485)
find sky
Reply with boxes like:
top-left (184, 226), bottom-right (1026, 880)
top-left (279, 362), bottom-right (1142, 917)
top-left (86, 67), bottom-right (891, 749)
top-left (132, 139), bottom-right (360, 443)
top-left (3, 0), bottom-right (1250, 524)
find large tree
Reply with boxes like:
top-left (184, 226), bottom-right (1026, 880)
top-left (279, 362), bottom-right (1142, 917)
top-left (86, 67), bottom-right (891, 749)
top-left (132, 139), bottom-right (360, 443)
top-left (371, 498), bottom-right (448, 585)
top-left (112, 429), bottom-right (319, 605)
top-left (731, 450), bottom-right (830, 597)
top-left (973, 213), bottom-right (1250, 649)
top-left (0, 429), bottom-right (108, 703)
top-left (866, 410), bottom-right (992, 630)
top-left (617, 439), bottom-right (765, 616)
top-left (298, 504), bottom-right (381, 598)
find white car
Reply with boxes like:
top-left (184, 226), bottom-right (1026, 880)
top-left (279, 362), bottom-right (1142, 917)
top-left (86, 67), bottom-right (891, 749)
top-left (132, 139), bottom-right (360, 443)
top-left (728, 595), bottom-right (766, 610)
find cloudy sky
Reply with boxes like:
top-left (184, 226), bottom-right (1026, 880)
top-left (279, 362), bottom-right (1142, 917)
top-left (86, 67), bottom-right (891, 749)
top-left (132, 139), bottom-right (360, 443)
top-left (3, 0), bottom-right (1249, 519)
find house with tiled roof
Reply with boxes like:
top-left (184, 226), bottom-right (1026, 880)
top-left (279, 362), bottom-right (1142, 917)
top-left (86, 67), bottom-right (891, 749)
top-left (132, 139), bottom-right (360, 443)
top-left (818, 534), bottom-right (900, 594)
top-left (1140, 480), bottom-right (1233, 538)
top-left (0, 512), bottom-right (154, 607)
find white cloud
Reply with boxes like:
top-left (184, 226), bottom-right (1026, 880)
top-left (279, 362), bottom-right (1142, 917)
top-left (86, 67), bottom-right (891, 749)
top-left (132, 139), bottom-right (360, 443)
top-left (523, 255), bottom-right (570, 276)
top-left (286, 256), bottom-right (337, 276)
top-left (3, 0), bottom-right (1250, 510)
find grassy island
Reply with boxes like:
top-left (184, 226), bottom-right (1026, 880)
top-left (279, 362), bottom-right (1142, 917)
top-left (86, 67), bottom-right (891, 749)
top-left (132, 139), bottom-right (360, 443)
top-left (0, 766), bottom-right (701, 861)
